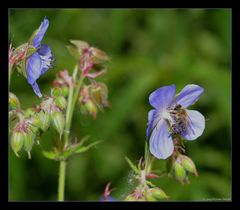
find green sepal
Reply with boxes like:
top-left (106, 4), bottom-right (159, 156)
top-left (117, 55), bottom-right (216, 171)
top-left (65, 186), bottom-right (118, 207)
top-left (125, 156), bottom-right (140, 175)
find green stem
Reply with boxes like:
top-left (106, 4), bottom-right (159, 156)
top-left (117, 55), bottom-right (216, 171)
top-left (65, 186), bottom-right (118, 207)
top-left (63, 66), bottom-right (84, 148)
top-left (57, 65), bottom-right (84, 201)
top-left (9, 64), bottom-right (13, 88)
top-left (58, 160), bottom-right (66, 201)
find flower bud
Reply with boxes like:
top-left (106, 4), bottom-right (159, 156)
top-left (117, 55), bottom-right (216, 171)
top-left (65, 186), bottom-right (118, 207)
top-left (145, 193), bottom-right (157, 201)
top-left (180, 155), bottom-right (198, 176)
top-left (173, 161), bottom-right (186, 183)
top-left (23, 132), bottom-right (35, 159)
top-left (61, 86), bottom-right (69, 97)
top-left (91, 47), bottom-right (109, 63)
top-left (37, 111), bottom-right (51, 131)
top-left (54, 96), bottom-right (67, 110)
top-left (51, 111), bottom-right (65, 138)
top-left (149, 188), bottom-right (168, 200)
top-left (24, 108), bottom-right (35, 118)
top-left (85, 100), bottom-right (98, 118)
top-left (11, 131), bottom-right (25, 157)
top-left (9, 92), bottom-right (20, 110)
top-left (51, 87), bottom-right (63, 97)
top-left (90, 82), bottom-right (109, 109)
top-left (125, 194), bottom-right (137, 201)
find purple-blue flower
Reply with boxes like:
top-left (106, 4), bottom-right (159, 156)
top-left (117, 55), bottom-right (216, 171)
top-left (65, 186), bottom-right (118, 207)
top-left (146, 84), bottom-right (205, 159)
top-left (26, 17), bottom-right (54, 98)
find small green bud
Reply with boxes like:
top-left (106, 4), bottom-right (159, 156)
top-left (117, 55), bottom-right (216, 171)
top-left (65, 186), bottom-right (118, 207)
top-left (11, 131), bottom-right (25, 157)
top-left (61, 86), bottom-right (69, 97)
top-left (173, 161), bottom-right (186, 183)
top-left (23, 132), bottom-right (35, 159)
top-left (145, 193), bottom-right (157, 201)
top-left (181, 155), bottom-right (198, 176)
top-left (125, 194), bottom-right (136, 201)
top-left (55, 96), bottom-right (67, 110)
top-left (85, 100), bottom-right (98, 118)
top-left (37, 111), bottom-right (51, 131)
top-left (9, 92), bottom-right (20, 110)
top-left (149, 188), bottom-right (168, 200)
top-left (24, 108), bottom-right (35, 118)
top-left (51, 87), bottom-right (62, 97)
top-left (51, 112), bottom-right (65, 138)
top-left (90, 83), bottom-right (109, 109)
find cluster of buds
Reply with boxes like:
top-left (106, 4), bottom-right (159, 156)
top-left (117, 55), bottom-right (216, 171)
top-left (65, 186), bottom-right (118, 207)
top-left (167, 138), bottom-right (198, 184)
top-left (67, 40), bottom-right (109, 78)
top-left (172, 154), bottom-right (198, 184)
top-left (79, 82), bottom-right (109, 119)
top-left (36, 96), bottom-right (66, 138)
top-left (52, 70), bottom-right (74, 97)
top-left (11, 116), bottom-right (38, 159)
top-left (10, 94), bottom-right (67, 159)
top-left (125, 184), bottom-right (168, 201)
top-left (124, 157), bottom-right (168, 201)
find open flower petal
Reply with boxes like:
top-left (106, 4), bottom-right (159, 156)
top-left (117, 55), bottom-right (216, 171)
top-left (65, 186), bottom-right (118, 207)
top-left (31, 82), bottom-right (42, 98)
top-left (33, 17), bottom-right (49, 48)
top-left (149, 84), bottom-right (175, 110)
top-left (174, 84), bottom-right (204, 108)
top-left (149, 119), bottom-right (174, 159)
top-left (181, 110), bottom-right (205, 140)
top-left (146, 109), bottom-right (160, 139)
top-left (38, 44), bottom-right (54, 76)
top-left (26, 52), bottom-right (42, 85)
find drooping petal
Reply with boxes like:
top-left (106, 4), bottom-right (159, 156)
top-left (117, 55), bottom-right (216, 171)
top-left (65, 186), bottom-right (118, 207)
top-left (146, 109), bottom-right (160, 139)
top-left (26, 52), bottom-right (42, 85)
top-left (31, 82), bottom-right (42, 98)
top-left (33, 17), bottom-right (49, 48)
top-left (174, 84), bottom-right (204, 108)
top-left (181, 110), bottom-right (205, 140)
top-left (149, 119), bottom-right (174, 159)
top-left (149, 84), bottom-right (175, 110)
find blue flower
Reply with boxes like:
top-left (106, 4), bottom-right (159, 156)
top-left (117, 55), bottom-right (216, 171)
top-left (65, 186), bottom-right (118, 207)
top-left (146, 84), bottom-right (205, 159)
top-left (26, 17), bottom-right (54, 98)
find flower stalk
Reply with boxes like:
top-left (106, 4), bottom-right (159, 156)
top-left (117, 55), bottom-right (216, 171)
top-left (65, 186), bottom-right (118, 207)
top-left (58, 65), bottom-right (84, 201)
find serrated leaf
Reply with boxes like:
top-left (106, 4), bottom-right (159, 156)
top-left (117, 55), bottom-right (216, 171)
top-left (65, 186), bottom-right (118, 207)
top-left (125, 156), bottom-right (140, 174)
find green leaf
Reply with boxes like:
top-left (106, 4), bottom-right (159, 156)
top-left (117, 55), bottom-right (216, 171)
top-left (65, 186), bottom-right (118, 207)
top-left (42, 150), bottom-right (59, 160)
top-left (75, 140), bottom-right (102, 154)
top-left (125, 156), bottom-right (140, 174)
top-left (60, 136), bottom-right (100, 160)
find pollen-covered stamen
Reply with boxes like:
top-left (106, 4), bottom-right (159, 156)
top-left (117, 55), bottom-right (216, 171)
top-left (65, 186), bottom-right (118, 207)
top-left (167, 104), bottom-right (188, 135)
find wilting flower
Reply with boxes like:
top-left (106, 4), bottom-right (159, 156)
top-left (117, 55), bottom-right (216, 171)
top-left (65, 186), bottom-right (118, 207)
top-left (26, 17), bottom-right (54, 98)
top-left (146, 84), bottom-right (205, 159)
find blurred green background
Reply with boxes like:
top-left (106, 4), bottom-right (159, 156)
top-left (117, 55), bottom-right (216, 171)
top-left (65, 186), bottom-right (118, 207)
top-left (9, 9), bottom-right (231, 201)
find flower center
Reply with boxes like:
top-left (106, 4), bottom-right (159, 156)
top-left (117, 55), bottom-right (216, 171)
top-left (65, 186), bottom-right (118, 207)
top-left (167, 104), bottom-right (188, 135)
